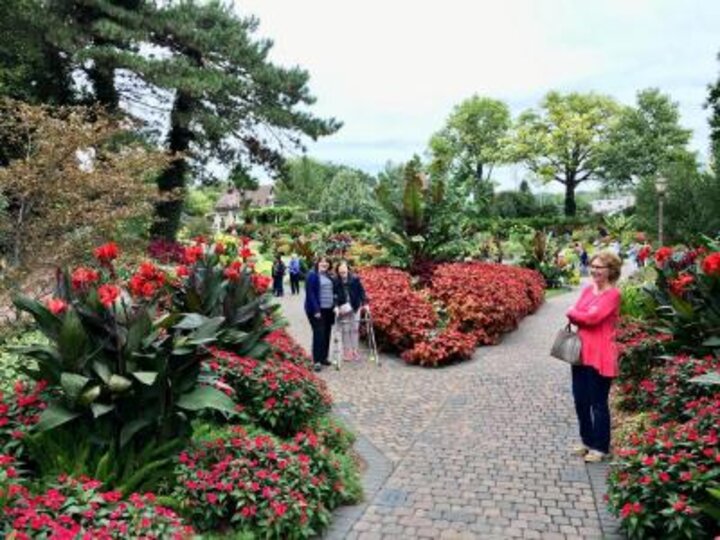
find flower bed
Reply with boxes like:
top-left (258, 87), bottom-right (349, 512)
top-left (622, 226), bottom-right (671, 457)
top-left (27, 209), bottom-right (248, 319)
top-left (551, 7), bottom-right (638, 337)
top-left (1, 237), bottom-right (360, 539)
top-left (173, 425), bottom-right (355, 537)
top-left (1, 475), bottom-right (194, 539)
top-left (608, 242), bottom-right (720, 539)
top-left (205, 348), bottom-right (332, 438)
top-left (359, 262), bottom-right (544, 366)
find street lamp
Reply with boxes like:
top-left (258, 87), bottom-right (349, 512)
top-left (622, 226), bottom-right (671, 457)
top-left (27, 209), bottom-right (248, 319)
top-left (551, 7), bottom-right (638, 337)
top-left (655, 176), bottom-right (668, 245)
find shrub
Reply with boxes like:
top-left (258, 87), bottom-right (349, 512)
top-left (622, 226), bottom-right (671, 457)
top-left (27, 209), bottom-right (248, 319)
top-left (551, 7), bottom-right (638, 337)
top-left (634, 355), bottom-right (720, 422)
top-left (205, 348), bottom-right (332, 438)
top-left (0, 475), bottom-right (194, 539)
top-left (172, 425), bottom-right (355, 537)
top-left (607, 396), bottom-right (720, 539)
top-left (358, 262), bottom-right (544, 366)
top-left (265, 328), bottom-right (313, 367)
top-left (0, 330), bottom-right (45, 394)
top-left (0, 380), bottom-right (47, 464)
top-left (615, 318), bottom-right (673, 411)
top-left (358, 267), bottom-right (437, 352)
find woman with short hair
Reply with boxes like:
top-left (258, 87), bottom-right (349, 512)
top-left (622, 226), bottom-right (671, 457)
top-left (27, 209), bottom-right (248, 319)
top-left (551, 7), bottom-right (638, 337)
top-left (566, 250), bottom-right (622, 463)
top-left (334, 260), bottom-right (369, 361)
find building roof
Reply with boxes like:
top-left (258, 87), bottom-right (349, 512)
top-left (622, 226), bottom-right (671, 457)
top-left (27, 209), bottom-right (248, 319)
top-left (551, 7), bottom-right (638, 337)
top-left (214, 185), bottom-right (275, 211)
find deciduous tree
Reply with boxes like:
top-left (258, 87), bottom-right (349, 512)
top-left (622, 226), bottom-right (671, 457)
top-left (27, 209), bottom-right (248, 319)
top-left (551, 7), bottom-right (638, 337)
top-left (512, 91), bottom-right (619, 216)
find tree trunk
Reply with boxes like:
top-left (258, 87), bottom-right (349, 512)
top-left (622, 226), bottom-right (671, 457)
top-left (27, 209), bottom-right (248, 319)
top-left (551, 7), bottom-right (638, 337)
top-left (87, 58), bottom-right (119, 110)
top-left (564, 180), bottom-right (577, 217)
top-left (150, 90), bottom-right (194, 239)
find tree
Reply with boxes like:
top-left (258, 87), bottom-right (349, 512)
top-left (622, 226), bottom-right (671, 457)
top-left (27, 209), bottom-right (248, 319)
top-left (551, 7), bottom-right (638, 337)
top-left (4, 1), bottom-right (340, 240)
top-left (275, 156), bottom-right (340, 209)
top-left (318, 169), bottom-right (379, 222)
top-left (136, 1), bottom-right (341, 238)
top-left (600, 88), bottom-right (693, 188)
top-left (708, 51), bottom-right (720, 167)
top-left (0, 0), bottom-right (74, 107)
top-left (513, 91), bottom-right (620, 216)
top-left (0, 99), bottom-right (166, 272)
top-left (634, 153), bottom-right (720, 242)
top-left (428, 95), bottom-right (510, 213)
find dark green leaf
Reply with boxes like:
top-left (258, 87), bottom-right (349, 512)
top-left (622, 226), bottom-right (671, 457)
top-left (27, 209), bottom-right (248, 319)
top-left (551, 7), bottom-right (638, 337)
top-left (35, 402), bottom-right (81, 432)
top-left (120, 418), bottom-right (152, 448)
top-left (176, 385), bottom-right (236, 414)
top-left (60, 372), bottom-right (90, 400)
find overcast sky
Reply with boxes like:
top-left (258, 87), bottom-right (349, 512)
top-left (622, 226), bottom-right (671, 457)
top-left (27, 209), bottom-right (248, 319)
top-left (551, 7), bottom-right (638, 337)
top-left (237, 0), bottom-right (719, 191)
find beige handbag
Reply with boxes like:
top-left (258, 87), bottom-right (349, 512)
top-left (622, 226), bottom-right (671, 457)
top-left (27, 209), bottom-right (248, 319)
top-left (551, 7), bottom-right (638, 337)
top-left (550, 324), bottom-right (582, 365)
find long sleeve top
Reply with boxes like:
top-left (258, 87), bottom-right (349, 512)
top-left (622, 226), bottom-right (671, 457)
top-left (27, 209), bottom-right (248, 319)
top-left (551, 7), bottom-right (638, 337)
top-left (566, 285), bottom-right (621, 377)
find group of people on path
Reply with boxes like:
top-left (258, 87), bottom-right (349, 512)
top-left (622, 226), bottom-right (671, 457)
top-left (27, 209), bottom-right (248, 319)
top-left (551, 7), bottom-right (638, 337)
top-left (303, 255), bottom-right (369, 371)
top-left (271, 254), bottom-right (303, 297)
top-left (285, 247), bottom-right (623, 463)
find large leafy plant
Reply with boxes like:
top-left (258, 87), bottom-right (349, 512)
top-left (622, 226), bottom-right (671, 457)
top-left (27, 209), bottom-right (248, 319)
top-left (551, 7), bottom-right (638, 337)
top-left (11, 243), bottom-right (238, 491)
top-left (170, 236), bottom-right (278, 358)
top-left (644, 240), bottom-right (720, 356)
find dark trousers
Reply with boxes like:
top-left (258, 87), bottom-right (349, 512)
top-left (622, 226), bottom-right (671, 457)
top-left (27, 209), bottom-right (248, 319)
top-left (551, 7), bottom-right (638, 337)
top-left (572, 365), bottom-right (612, 453)
top-left (309, 308), bottom-right (335, 364)
top-left (273, 275), bottom-right (284, 297)
top-left (290, 273), bottom-right (300, 294)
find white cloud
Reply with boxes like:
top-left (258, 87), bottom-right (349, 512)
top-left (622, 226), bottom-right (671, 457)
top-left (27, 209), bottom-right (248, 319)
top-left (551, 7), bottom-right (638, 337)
top-left (235, 0), bottom-right (720, 186)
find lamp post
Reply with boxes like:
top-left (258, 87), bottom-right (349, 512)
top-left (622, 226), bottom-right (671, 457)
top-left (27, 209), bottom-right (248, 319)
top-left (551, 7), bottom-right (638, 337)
top-left (655, 176), bottom-right (668, 245)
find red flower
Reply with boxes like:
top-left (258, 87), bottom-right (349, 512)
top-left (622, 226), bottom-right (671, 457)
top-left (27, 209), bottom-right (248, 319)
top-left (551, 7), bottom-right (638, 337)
top-left (655, 246), bottom-right (673, 266)
top-left (669, 273), bottom-right (694, 297)
top-left (701, 252), bottom-right (720, 277)
top-left (214, 243), bottom-right (226, 255)
top-left (240, 247), bottom-right (253, 260)
top-left (620, 502), bottom-right (643, 518)
top-left (673, 499), bottom-right (687, 512)
top-left (224, 261), bottom-right (243, 282)
top-left (183, 245), bottom-right (204, 265)
top-left (658, 472), bottom-right (670, 483)
top-left (270, 500), bottom-right (288, 517)
top-left (97, 284), bottom-right (120, 308)
top-left (176, 265), bottom-right (190, 278)
top-left (71, 267), bottom-right (99, 290)
top-left (46, 298), bottom-right (68, 315)
top-left (94, 242), bottom-right (119, 264)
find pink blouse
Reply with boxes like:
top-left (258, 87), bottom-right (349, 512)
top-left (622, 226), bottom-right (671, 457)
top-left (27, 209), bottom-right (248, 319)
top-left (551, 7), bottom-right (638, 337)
top-left (566, 285), bottom-right (621, 378)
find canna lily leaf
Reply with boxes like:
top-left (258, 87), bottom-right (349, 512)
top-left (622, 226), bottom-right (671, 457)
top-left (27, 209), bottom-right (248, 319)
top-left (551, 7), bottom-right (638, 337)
top-left (35, 402), bottom-right (81, 432)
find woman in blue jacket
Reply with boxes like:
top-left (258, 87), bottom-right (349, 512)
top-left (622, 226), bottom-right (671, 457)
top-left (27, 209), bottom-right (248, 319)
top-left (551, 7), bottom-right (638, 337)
top-left (304, 255), bottom-right (336, 371)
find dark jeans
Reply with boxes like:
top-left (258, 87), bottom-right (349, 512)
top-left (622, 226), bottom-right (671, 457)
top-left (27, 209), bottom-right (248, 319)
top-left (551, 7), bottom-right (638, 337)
top-left (309, 308), bottom-right (335, 364)
top-left (290, 273), bottom-right (301, 294)
top-left (273, 275), bottom-right (284, 297)
top-left (572, 365), bottom-right (612, 453)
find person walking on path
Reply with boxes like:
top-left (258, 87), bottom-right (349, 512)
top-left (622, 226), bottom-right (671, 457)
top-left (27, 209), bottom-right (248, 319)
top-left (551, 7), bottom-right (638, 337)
top-left (288, 253), bottom-right (302, 295)
top-left (304, 255), bottom-right (336, 371)
top-left (334, 260), bottom-right (369, 362)
top-left (271, 255), bottom-right (286, 297)
top-left (566, 250), bottom-right (622, 463)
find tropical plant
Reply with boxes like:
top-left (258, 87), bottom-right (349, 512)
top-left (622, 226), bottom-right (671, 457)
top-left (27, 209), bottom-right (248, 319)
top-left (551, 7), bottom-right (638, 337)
top-left (11, 243), bottom-right (237, 492)
top-left (374, 156), bottom-right (464, 268)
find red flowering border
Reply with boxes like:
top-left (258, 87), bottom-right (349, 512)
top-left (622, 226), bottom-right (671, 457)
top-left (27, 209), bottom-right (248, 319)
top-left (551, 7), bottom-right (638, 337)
top-left (358, 262), bottom-right (544, 367)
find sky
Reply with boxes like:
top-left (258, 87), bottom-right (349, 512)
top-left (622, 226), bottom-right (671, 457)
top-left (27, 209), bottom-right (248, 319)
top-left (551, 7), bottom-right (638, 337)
top-left (236, 0), bottom-right (720, 191)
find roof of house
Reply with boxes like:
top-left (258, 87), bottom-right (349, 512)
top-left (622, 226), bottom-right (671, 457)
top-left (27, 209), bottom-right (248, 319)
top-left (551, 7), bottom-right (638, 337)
top-left (214, 185), bottom-right (274, 211)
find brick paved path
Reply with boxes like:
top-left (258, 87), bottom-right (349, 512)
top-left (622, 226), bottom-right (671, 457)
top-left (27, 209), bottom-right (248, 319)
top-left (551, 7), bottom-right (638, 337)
top-left (279, 285), bottom-right (624, 540)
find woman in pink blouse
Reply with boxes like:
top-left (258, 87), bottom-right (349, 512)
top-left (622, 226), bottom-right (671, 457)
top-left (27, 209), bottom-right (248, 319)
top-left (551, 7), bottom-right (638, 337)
top-left (566, 251), bottom-right (622, 463)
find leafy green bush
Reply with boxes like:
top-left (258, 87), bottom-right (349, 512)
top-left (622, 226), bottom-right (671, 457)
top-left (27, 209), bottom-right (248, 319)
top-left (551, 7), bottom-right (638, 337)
top-left (0, 330), bottom-right (44, 393)
top-left (620, 283), bottom-right (656, 320)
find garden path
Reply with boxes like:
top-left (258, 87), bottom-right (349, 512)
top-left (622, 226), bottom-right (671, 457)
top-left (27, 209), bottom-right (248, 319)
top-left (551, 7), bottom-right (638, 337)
top-left (278, 278), bottom-right (625, 540)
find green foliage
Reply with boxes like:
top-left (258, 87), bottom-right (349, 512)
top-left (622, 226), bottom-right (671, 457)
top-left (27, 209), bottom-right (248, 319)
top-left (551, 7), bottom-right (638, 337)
top-left (0, 330), bottom-right (44, 393)
top-left (429, 95), bottom-right (511, 215)
top-left (634, 159), bottom-right (720, 243)
top-left (704, 51), bottom-right (720, 166)
top-left (512, 91), bottom-right (620, 216)
top-left (373, 156), bottom-right (466, 268)
top-left (318, 169), bottom-right (379, 222)
top-left (620, 284), bottom-right (656, 320)
top-left (600, 88), bottom-right (693, 189)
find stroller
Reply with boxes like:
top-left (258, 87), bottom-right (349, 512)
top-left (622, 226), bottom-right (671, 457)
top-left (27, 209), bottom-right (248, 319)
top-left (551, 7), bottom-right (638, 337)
top-left (331, 307), bottom-right (380, 370)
